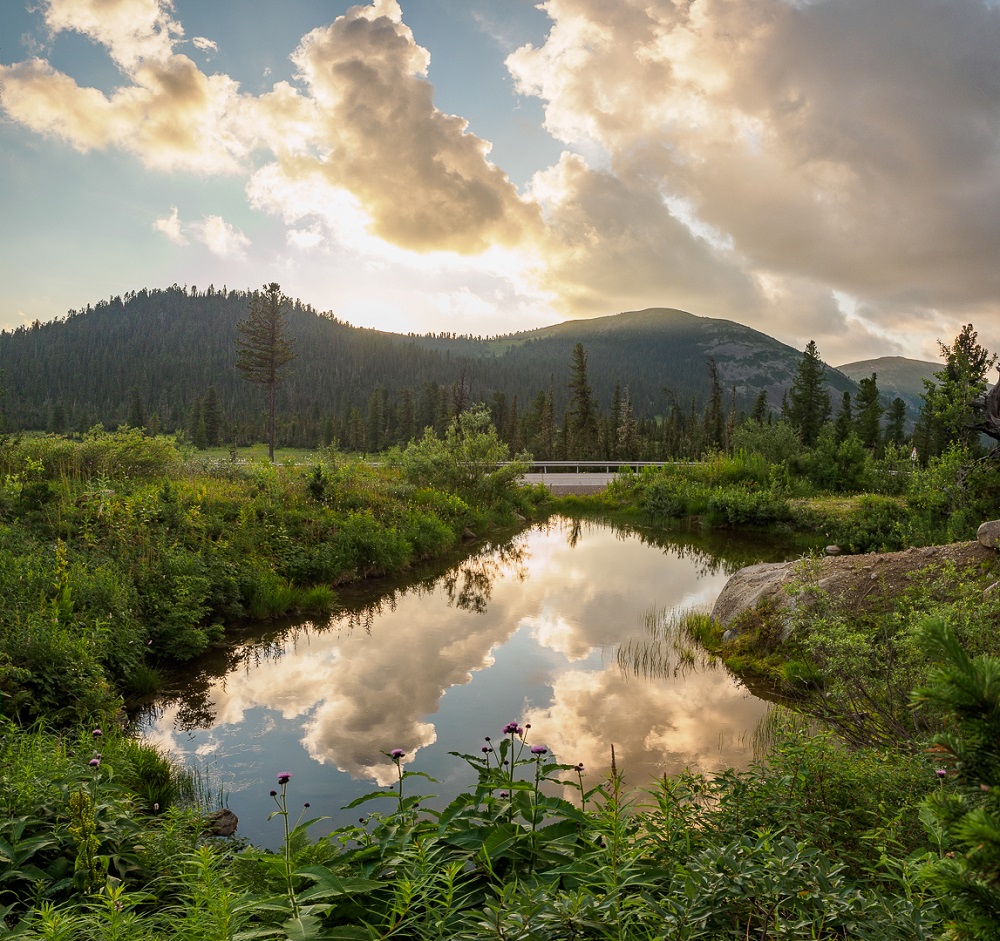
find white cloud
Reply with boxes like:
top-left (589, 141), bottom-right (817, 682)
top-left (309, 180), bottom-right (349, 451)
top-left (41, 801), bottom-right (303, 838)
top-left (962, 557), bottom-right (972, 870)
top-left (191, 36), bottom-right (218, 54)
top-left (190, 214), bottom-right (251, 258)
top-left (152, 205), bottom-right (187, 245)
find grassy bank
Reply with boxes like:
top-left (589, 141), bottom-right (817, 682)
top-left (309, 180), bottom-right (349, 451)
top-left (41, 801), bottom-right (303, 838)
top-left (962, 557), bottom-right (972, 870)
top-left (0, 423), bottom-right (543, 724)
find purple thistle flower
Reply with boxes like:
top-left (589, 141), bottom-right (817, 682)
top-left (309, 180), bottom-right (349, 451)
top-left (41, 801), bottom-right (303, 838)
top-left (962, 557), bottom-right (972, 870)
top-left (576, 763), bottom-right (585, 772)
top-left (88, 757), bottom-right (101, 768)
top-left (499, 791), bottom-right (508, 799)
top-left (270, 790), bottom-right (277, 797)
top-left (277, 772), bottom-right (292, 785)
top-left (482, 746), bottom-right (490, 753)
top-left (390, 748), bottom-right (405, 759)
top-left (531, 745), bottom-right (547, 755)
top-left (92, 728), bottom-right (102, 738)
top-left (936, 768), bottom-right (947, 778)
top-left (502, 721), bottom-right (523, 735)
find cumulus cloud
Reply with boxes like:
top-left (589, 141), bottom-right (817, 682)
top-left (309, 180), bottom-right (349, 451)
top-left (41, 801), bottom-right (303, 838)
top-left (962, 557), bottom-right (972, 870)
top-left (508, 0), bottom-right (1000, 346)
top-left (523, 666), bottom-right (769, 783)
top-left (153, 207), bottom-right (250, 257)
top-left (272, 0), bottom-right (543, 253)
top-left (190, 215), bottom-right (250, 258)
top-left (152, 205), bottom-right (187, 244)
top-left (191, 36), bottom-right (218, 54)
top-left (0, 0), bottom-right (246, 172)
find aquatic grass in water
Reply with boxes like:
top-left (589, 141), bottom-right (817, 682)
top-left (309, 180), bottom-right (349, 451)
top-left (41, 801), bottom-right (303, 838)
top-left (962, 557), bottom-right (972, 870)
top-left (616, 605), bottom-right (720, 680)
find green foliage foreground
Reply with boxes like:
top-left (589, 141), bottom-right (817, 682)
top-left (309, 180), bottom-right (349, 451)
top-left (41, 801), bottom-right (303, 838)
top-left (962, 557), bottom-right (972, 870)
top-left (0, 706), bottom-right (964, 940)
top-left (0, 424), bottom-right (539, 724)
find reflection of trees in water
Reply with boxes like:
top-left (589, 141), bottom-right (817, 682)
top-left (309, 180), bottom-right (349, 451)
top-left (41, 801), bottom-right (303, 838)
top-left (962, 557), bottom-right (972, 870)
top-left (550, 514), bottom-right (797, 577)
top-left (440, 537), bottom-right (528, 613)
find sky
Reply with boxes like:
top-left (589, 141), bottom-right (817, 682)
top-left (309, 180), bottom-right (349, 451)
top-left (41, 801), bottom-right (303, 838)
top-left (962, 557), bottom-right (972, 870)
top-left (2, 0), bottom-right (1000, 365)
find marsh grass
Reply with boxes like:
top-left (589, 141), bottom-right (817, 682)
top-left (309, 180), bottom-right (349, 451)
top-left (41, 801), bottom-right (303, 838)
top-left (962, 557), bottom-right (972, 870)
top-left (616, 606), bottom-right (719, 680)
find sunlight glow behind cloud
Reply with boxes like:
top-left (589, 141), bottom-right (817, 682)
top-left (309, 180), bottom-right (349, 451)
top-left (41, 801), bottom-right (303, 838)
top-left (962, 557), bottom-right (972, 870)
top-left (2, 0), bottom-right (1000, 359)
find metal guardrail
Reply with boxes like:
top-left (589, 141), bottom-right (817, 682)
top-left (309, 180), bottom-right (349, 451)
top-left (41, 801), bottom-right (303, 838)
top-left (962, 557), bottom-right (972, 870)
top-left (505, 461), bottom-right (674, 474)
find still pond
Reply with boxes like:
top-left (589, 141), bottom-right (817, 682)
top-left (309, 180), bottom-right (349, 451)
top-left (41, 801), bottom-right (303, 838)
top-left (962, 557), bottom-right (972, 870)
top-left (141, 516), bottom-right (796, 849)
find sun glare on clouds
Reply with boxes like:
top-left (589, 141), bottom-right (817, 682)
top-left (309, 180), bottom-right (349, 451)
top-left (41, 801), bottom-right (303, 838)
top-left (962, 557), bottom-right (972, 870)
top-left (3, 0), bottom-right (1000, 358)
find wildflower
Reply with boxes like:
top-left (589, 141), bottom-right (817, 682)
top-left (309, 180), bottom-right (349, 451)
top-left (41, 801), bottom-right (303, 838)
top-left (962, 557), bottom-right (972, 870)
top-left (390, 748), bottom-right (405, 759)
top-left (576, 763), bottom-right (585, 771)
top-left (531, 745), bottom-right (547, 755)
top-left (88, 757), bottom-right (101, 768)
top-left (936, 768), bottom-right (947, 778)
top-left (499, 791), bottom-right (508, 799)
top-left (270, 790), bottom-right (277, 797)
top-left (484, 736), bottom-right (491, 742)
top-left (502, 721), bottom-right (521, 735)
top-left (304, 803), bottom-right (311, 808)
top-left (277, 772), bottom-right (292, 785)
top-left (481, 746), bottom-right (490, 753)
top-left (92, 728), bottom-right (102, 738)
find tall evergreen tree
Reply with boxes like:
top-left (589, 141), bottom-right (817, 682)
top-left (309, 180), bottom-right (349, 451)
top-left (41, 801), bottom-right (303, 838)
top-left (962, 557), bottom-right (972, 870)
top-left (201, 386), bottom-right (222, 447)
top-left (397, 388), bottom-right (416, 443)
top-left (366, 389), bottom-right (384, 452)
top-left (916, 324), bottom-right (996, 457)
top-left (235, 282), bottom-right (297, 462)
top-left (126, 386), bottom-right (145, 430)
top-left (833, 391), bottom-right (853, 444)
top-left (749, 389), bottom-right (769, 424)
top-left (786, 340), bottom-right (831, 447)
top-left (566, 343), bottom-right (599, 457)
top-left (854, 374), bottom-right (884, 451)
top-left (884, 397), bottom-right (907, 447)
top-left (703, 357), bottom-right (725, 450)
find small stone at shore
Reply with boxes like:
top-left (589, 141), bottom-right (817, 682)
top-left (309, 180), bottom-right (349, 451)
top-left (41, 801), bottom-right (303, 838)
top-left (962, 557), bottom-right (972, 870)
top-left (204, 808), bottom-right (238, 837)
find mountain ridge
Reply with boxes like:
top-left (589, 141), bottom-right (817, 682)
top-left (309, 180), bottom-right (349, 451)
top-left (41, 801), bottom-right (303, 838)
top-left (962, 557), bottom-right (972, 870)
top-left (0, 289), bottom-right (918, 443)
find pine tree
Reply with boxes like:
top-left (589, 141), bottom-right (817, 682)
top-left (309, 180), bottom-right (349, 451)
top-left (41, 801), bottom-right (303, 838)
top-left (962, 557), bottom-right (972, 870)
top-left (885, 397), bottom-right (907, 447)
top-left (750, 389), bottom-right (769, 424)
top-left (126, 386), bottom-right (145, 430)
top-left (833, 391), bottom-right (853, 443)
top-left (917, 324), bottom-right (996, 458)
top-left (703, 357), bottom-right (725, 450)
top-left (397, 388), bottom-right (416, 443)
top-left (566, 343), bottom-right (599, 457)
top-left (201, 386), bottom-right (222, 447)
top-left (854, 374), bottom-right (884, 451)
top-left (366, 389), bottom-right (383, 453)
top-left (786, 340), bottom-right (831, 447)
top-left (912, 618), bottom-right (1000, 939)
top-left (235, 283), bottom-right (297, 462)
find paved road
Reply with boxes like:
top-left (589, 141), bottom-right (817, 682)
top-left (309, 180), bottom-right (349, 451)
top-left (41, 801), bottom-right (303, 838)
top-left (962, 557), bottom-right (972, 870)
top-left (521, 472), bottom-right (618, 494)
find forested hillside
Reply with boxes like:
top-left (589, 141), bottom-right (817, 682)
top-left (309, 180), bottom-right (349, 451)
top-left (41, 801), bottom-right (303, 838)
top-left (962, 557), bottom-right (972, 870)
top-left (0, 286), bottom-right (857, 451)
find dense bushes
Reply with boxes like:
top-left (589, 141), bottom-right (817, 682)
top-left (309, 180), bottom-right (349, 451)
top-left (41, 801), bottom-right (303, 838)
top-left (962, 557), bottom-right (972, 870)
top-left (598, 433), bottom-right (997, 553)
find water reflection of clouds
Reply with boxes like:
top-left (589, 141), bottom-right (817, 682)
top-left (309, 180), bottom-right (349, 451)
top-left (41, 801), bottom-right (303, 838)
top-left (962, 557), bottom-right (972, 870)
top-left (524, 666), bottom-right (770, 784)
top-left (145, 518), bottom-right (777, 796)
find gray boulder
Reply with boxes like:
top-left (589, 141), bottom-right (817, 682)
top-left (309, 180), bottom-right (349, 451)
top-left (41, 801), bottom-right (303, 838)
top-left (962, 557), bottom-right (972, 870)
top-left (977, 519), bottom-right (1000, 549)
top-left (710, 560), bottom-right (795, 629)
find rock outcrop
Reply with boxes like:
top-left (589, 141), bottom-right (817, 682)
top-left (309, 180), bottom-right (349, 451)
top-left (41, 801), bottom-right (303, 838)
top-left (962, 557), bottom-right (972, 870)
top-left (711, 538), bottom-right (999, 636)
